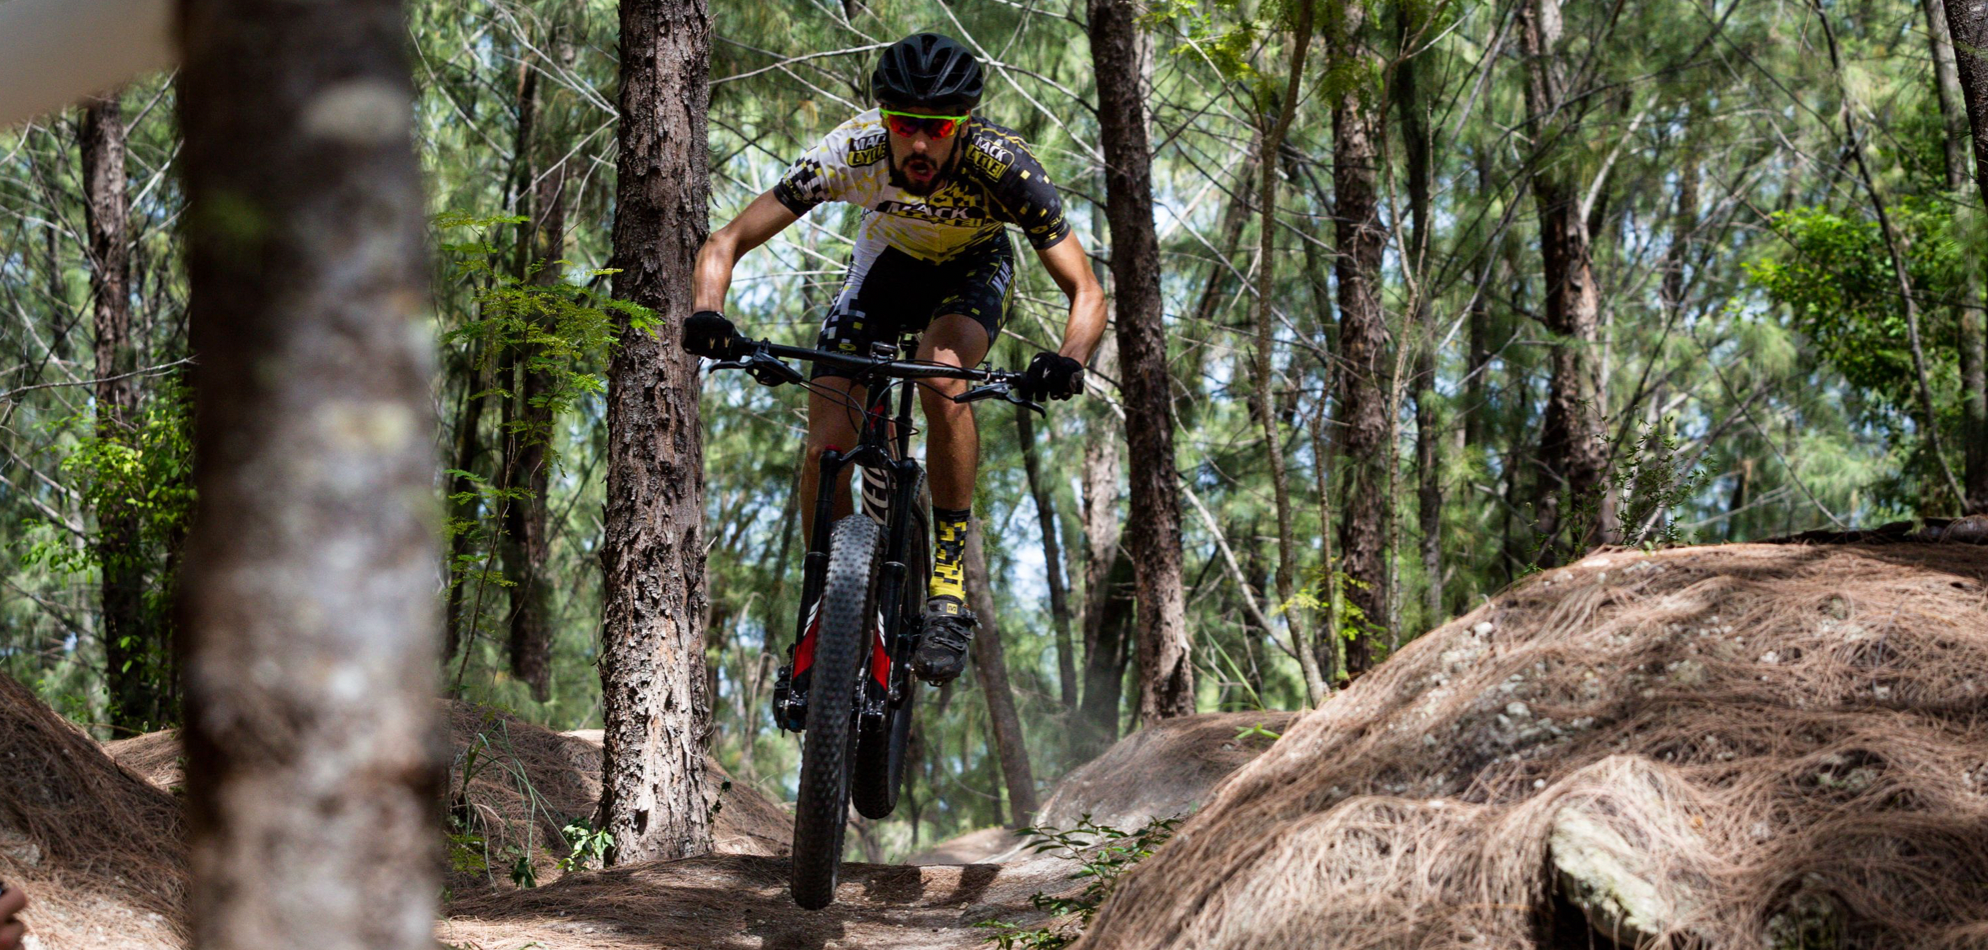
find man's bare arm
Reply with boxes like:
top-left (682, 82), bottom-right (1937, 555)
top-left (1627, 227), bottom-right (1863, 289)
top-left (693, 189), bottom-right (801, 313)
top-left (1034, 234), bottom-right (1107, 365)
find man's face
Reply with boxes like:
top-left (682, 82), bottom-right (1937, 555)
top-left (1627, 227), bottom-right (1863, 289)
top-left (882, 104), bottom-right (968, 197)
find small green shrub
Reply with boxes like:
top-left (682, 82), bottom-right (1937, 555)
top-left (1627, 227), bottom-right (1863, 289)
top-left (979, 815), bottom-right (1183, 950)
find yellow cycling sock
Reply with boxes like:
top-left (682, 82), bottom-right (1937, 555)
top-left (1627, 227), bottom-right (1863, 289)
top-left (929, 506), bottom-right (970, 603)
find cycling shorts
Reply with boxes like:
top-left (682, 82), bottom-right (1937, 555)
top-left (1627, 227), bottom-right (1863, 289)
top-left (810, 231), bottom-right (1014, 381)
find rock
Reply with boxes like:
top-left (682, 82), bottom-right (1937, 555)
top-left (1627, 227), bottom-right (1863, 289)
top-left (1549, 759), bottom-right (1708, 947)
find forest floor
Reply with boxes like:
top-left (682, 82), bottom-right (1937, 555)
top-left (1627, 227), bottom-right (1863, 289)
top-left (438, 850), bottom-right (1076, 950)
top-left (14, 533), bottom-right (1984, 949)
top-left (0, 670), bottom-right (1278, 950)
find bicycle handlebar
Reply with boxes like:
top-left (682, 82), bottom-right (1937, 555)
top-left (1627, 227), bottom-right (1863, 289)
top-left (706, 336), bottom-right (1045, 415)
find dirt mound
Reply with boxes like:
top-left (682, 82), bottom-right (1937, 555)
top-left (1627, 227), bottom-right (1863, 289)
top-left (0, 673), bottom-right (185, 949)
top-left (106, 703), bottom-right (792, 893)
top-left (102, 729), bottom-right (184, 791)
top-left (1037, 710), bottom-right (1299, 832)
top-left (440, 850), bottom-right (1083, 949)
top-left (905, 711), bottom-right (1298, 867)
top-left (905, 826), bottom-right (1032, 867)
top-left (1077, 542), bottom-right (1988, 950)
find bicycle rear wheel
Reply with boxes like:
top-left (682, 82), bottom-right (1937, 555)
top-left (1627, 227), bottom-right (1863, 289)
top-left (790, 514), bottom-right (882, 910)
top-left (852, 499), bottom-right (928, 819)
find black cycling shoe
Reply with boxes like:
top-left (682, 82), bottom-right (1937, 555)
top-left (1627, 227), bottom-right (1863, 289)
top-left (912, 597), bottom-right (977, 685)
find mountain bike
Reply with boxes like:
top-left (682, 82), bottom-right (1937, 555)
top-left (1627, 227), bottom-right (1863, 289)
top-left (694, 319), bottom-right (1041, 909)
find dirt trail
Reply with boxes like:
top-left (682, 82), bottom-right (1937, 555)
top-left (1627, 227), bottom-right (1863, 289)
top-left (439, 852), bottom-right (1080, 950)
top-left (51, 691), bottom-right (1277, 949)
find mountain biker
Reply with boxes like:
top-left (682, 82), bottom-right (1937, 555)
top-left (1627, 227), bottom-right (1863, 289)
top-left (688, 32), bottom-right (1105, 686)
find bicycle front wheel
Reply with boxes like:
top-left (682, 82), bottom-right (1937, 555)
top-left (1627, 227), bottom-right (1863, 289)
top-left (852, 499), bottom-right (927, 820)
top-left (790, 514), bottom-right (882, 910)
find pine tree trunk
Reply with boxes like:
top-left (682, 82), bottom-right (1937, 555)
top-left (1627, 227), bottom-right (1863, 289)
top-left (1936, 0), bottom-right (1988, 512)
top-left (1327, 0), bottom-right (1389, 673)
top-left (1090, 0), bottom-right (1194, 722)
top-left (1016, 407), bottom-right (1077, 711)
top-left (1518, 0), bottom-right (1611, 563)
top-left (506, 152), bottom-right (568, 702)
top-left (1252, 0), bottom-right (1315, 700)
top-left (81, 90), bottom-right (156, 731)
top-left (443, 343), bottom-right (489, 661)
top-left (1395, 11), bottom-right (1444, 628)
top-left (1927, 0), bottom-right (1975, 192)
top-left (177, 1), bottom-right (440, 946)
top-left (1075, 401), bottom-right (1132, 759)
top-left (964, 524), bottom-right (1039, 825)
top-left (598, 0), bottom-right (713, 864)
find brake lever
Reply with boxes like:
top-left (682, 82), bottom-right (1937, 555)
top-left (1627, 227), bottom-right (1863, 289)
top-left (708, 343), bottom-right (804, 388)
top-left (1006, 388), bottom-right (1047, 416)
top-left (954, 382), bottom-right (1046, 416)
top-left (745, 349), bottom-right (805, 388)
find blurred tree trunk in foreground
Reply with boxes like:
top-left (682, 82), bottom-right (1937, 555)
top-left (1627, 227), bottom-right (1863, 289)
top-left (177, 0), bottom-right (441, 947)
top-left (1090, 0), bottom-right (1195, 723)
top-left (599, 0), bottom-right (714, 864)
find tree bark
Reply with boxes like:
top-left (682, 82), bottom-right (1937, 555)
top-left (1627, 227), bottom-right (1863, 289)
top-left (1394, 7), bottom-right (1444, 628)
top-left (505, 143), bottom-right (569, 702)
top-left (964, 524), bottom-right (1039, 825)
top-left (1075, 402), bottom-right (1133, 759)
top-left (599, 0), bottom-right (713, 864)
top-left (1517, 0), bottom-right (1611, 563)
top-left (1326, 0), bottom-right (1389, 673)
top-left (176, 1), bottom-right (440, 947)
top-left (1936, 0), bottom-right (1988, 512)
top-left (1089, 0), bottom-right (1194, 722)
top-left (1925, 0), bottom-right (1974, 190)
top-left (1015, 407), bottom-right (1077, 711)
top-left (1950, 0), bottom-right (1988, 204)
top-left (443, 342), bottom-right (489, 662)
top-left (81, 90), bottom-right (157, 731)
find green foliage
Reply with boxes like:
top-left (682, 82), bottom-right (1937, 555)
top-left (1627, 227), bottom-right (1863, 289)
top-left (17, 380), bottom-right (194, 725)
top-left (447, 707), bottom-right (565, 889)
top-left (557, 818), bottom-right (613, 873)
top-left (1146, 0), bottom-right (1263, 90)
top-left (434, 212), bottom-right (644, 681)
top-left (1746, 200), bottom-right (1969, 510)
top-left (1619, 418), bottom-right (1709, 549)
top-left (979, 816), bottom-right (1183, 949)
top-left (22, 380), bottom-right (194, 578)
top-left (1747, 202), bottom-right (1964, 419)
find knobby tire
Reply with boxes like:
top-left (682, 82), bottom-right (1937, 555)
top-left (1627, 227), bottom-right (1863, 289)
top-left (852, 501), bottom-right (927, 819)
top-left (790, 514), bottom-right (882, 910)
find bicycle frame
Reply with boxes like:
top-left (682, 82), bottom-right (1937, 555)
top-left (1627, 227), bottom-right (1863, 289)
top-left (799, 345), bottom-right (925, 714)
top-left (706, 331), bottom-right (1038, 733)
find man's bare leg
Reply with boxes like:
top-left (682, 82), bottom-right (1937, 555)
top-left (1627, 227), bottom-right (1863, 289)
top-left (910, 314), bottom-right (991, 684)
top-left (915, 314), bottom-right (991, 510)
top-left (800, 376), bottom-right (864, 542)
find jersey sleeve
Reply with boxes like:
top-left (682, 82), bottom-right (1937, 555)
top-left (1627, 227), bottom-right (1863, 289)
top-left (773, 140), bottom-right (840, 216)
top-left (980, 136), bottom-right (1071, 250)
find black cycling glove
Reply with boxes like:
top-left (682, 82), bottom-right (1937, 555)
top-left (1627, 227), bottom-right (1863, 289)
top-left (1019, 352), bottom-right (1085, 401)
top-left (683, 310), bottom-right (744, 360)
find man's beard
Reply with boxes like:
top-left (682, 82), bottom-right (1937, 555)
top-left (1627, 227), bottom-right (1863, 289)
top-left (889, 150), bottom-right (950, 197)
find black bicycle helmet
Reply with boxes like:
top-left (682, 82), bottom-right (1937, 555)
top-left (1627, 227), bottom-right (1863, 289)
top-left (871, 32), bottom-right (983, 111)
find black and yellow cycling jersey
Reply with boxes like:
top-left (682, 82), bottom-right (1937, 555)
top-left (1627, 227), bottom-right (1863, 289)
top-left (773, 109), bottom-right (1072, 263)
